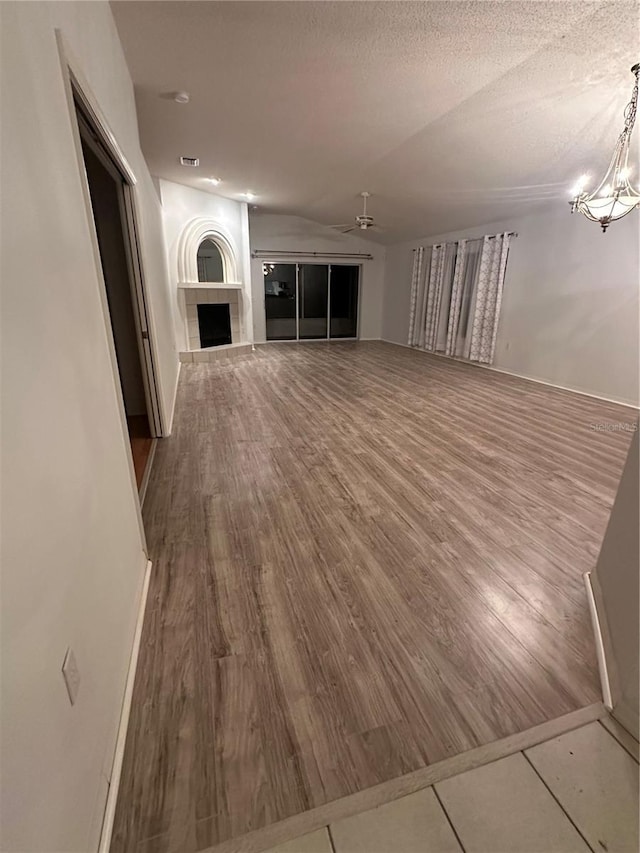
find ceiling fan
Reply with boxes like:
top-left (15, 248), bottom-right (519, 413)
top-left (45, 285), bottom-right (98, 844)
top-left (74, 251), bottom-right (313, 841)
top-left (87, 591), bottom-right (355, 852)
top-left (329, 192), bottom-right (381, 233)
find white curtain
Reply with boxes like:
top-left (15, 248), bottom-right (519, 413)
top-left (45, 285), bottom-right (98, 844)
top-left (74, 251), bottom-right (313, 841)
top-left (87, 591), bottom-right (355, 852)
top-left (447, 238), bottom-right (483, 359)
top-left (423, 243), bottom-right (445, 351)
top-left (408, 232), bottom-right (512, 365)
top-left (408, 247), bottom-right (430, 347)
top-left (468, 233), bottom-right (512, 364)
top-left (407, 248), bottom-right (423, 346)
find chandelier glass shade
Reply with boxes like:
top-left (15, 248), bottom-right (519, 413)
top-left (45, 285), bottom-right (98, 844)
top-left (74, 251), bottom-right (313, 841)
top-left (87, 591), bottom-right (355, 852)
top-left (570, 63), bottom-right (640, 232)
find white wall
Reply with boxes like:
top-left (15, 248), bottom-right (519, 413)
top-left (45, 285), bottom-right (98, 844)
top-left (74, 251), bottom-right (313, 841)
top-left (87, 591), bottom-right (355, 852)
top-left (592, 428), bottom-right (639, 739)
top-left (382, 204), bottom-right (640, 405)
top-left (159, 179), bottom-right (253, 351)
top-left (248, 213), bottom-right (385, 342)
top-left (1, 2), bottom-right (177, 850)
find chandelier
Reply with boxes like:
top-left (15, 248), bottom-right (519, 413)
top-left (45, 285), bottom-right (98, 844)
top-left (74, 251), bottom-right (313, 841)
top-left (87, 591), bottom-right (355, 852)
top-left (570, 63), bottom-right (640, 232)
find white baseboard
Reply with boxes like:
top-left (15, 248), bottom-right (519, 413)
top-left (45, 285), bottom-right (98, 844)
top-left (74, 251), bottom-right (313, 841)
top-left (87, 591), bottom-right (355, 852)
top-left (584, 571), bottom-right (614, 710)
top-left (98, 559), bottom-right (152, 853)
top-left (378, 339), bottom-right (638, 409)
top-left (138, 439), bottom-right (158, 506)
top-left (599, 714), bottom-right (640, 761)
top-left (380, 338), bottom-right (412, 349)
top-left (484, 364), bottom-right (637, 408)
top-left (165, 361), bottom-right (182, 436)
top-left (612, 698), bottom-right (640, 744)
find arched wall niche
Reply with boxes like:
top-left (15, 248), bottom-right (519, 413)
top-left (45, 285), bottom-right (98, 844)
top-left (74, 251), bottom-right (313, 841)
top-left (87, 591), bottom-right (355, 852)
top-left (177, 218), bottom-right (240, 283)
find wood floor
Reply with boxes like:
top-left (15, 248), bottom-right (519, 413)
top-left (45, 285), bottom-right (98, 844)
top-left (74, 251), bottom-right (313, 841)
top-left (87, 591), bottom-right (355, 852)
top-left (127, 414), bottom-right (154, 490)
top-left (111, 342), bottom-right (635, 853)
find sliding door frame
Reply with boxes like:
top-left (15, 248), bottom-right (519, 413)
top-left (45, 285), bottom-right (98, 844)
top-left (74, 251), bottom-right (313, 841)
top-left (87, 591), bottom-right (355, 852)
top-left (328, 262), bottom-right (361, 341)
top-left (295, 264), bottom-right (300, 341)
top-left (263, 259), bottom-right (362, 342)
top-left (327, 265), bottom-right (332, 339)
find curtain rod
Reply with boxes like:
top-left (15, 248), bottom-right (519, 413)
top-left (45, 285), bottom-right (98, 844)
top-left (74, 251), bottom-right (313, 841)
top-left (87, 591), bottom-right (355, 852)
top-left (252, 250), bottom-right (373, 260)
top-left (413, 231), bottom-right (518, 250)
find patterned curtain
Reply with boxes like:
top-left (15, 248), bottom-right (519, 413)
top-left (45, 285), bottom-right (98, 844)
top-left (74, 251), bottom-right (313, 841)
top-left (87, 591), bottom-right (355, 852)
top-left (416, 250), bottom-right (431, 349)
top-left (468, 233), bottom-right (512, 364)
top-left (407, 247), bottom-right (425, 346)
top-left (445, 240), bottom-right (467, 356)
top-left (408, 232), bottom-right (512, 365)
top-left (408, 245), bottom-right (445, 351)
top-left (423, 245), bottom-right (446, 351)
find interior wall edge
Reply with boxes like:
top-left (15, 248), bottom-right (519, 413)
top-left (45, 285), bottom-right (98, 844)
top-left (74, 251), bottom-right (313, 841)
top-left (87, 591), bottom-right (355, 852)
top-left (611, 700), bottom-right (640, 745)
top-left (590, 429), bottom-right (640, 741)
top-left (98, 559), bottom-right (153, 853)
top-left (378, 340), bottom-right (640, 410)
top-left (0, 2), bottom-right (175, 850)
top-left (583, 571), bottom-right (615, 710)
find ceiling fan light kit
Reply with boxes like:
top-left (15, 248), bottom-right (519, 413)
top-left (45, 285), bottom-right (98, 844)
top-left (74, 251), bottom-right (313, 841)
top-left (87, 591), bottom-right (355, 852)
top-left (354, 191), bottom-right (374, 230)
top-left (330, 192), bottom-right (379, 233)
top-left (570, 63), bottom-right (640, 232)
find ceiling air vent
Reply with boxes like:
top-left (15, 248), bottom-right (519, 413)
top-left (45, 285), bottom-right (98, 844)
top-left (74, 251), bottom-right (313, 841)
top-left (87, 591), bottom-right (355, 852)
top-left (180, 156), bottom-right (199, 167)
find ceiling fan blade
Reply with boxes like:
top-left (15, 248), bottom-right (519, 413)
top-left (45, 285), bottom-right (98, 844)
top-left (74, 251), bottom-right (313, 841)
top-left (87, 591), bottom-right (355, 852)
top-left (340, 227), bottom-right (357, 233)
top-left (328, 223), bottom-right (352, 229)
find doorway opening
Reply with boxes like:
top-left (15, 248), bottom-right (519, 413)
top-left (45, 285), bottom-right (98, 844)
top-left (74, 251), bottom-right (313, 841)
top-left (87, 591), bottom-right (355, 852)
top-left (74, 95), bottom-right (161, 491)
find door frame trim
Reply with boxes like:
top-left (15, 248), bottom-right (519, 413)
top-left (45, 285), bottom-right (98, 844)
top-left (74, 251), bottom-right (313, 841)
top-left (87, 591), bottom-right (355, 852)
top-left (55, 30), bottom-right (156, 549)
top-left (67, 59), bottom-right (163, 440)
top-left (75, 107), bottom-right (163, 440)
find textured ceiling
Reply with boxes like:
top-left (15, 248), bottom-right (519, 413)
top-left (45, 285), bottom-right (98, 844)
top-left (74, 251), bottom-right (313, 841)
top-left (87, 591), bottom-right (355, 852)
top-left (112, 1), bottom-right (640, 243)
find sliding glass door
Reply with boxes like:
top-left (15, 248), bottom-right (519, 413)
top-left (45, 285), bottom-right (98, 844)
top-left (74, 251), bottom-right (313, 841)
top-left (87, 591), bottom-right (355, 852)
top-left (264, 263), bottom-right (297, 340)
top-left (299, 264), bottom-right (329, 339)
top-left (329, 264), bottom-right (359, 338)
top-left (264, 263), bottom-right (359, 341)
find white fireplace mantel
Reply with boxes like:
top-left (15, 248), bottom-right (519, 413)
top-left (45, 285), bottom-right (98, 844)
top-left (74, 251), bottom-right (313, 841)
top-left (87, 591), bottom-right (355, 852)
top-left (178, 281), bottom-right (243, 290)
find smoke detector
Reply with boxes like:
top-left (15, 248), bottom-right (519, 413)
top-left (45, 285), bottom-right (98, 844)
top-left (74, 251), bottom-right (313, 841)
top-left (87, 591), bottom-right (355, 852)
top-left (180, 156), bottom-right (199, 167)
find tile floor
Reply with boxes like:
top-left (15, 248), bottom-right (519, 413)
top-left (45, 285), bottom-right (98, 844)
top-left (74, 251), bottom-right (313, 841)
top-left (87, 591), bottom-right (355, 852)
top-left (264, 719), bottom-right (639, 853)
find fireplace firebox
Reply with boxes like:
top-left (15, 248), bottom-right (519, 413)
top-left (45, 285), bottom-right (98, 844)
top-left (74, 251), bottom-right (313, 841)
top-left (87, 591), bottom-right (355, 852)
top-left (197, 303), bottom-right (232, 348)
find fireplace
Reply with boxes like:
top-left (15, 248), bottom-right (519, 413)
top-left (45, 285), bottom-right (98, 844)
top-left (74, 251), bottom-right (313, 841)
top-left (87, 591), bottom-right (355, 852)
top-left (197, 303), bottom-right (232, 348)
top-left (182, 287), bottom-right (242, 354)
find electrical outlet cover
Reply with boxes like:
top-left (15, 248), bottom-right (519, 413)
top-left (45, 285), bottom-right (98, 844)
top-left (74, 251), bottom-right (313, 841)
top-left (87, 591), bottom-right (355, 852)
top-left (62, 647), bottom-right (80, 705)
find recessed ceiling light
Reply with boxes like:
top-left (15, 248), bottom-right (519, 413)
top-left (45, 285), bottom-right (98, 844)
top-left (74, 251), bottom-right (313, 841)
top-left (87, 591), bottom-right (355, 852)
top-left (206, 177), bottom-right (221, 185)
top-left (174, 91), bottom-right (190, 104)
top-left (243, 191), bottom-right (256, 200)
